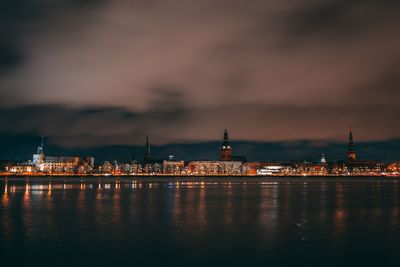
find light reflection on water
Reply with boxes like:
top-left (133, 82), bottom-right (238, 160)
top-left (0, 177), bottom-right (400, 266)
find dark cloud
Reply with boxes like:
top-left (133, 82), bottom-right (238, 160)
top-left (285, 0), bottom-right (400, 40)
top-left (0, 102), bottom-right (399, 149)
top-left (0, 0), bottom-right (106, 75)
top-left (0, 0), bottom-right (399, 153)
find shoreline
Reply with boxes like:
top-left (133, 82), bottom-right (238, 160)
top-left (1, 175), bottom-right (399, 182)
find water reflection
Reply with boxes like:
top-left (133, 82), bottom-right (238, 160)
top-left (1, 178), bottom-right (400, 266)
top-left (334, 183), bottom-right (346, 235)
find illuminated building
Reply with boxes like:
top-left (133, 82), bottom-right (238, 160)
top-left (295, 163), bottom-right (328, 176)
top-left (347, 160), bottom-right (385, 175)
top-left (163, 160), bottom-right (185, 174)
top-left (243, 162), bottom-right (261, 175)
top-left (101, 161), bottom-right (113, 173)
top-left (42, 156), bottom-right (80, 173)
top-left (257, 162), bottom-right (294, 175)
top-left (188, 161), bottom-right (242, 175)
top-left (387, 162), bottom-right (400, 175)
top-left (6, 164), bottom-right (34, 173)
top-left (220, 129), bottom-right (232, 161)
top-left (30, 137), bottom-right (93, 173)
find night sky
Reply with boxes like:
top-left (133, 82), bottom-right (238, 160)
top-left (1, 1), bottom-right (399, 161)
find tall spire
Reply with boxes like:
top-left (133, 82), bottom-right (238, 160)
top-left (347, 124), bottom-right (356, 161)
top-left (143, 131), bottom-right (151, 163)
top-left (41, 136), bottom-right (44, 152)
top-left (220, 129), bottom-right (232, 161)
top-left (37, 136), bottom-right (44, 154)
top-left (348, 125), bottom-right (353, 150)
top-left (146, 132), bottom-right (151, 155)
top-left (224, 129), bottom-right (229, 141)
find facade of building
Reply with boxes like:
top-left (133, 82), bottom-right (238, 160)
top-left (40, 156), bottom-right (80, 173)
top-left (6, 164), bottom-right (35, 173)
top-left (294, 163), bottom-right (329, 176)
top-left (387, 162), bottom-right (400, 176)
top-left (30, 138), bottom-right (94, 173)
top-left (350, 161), bottom-right (385, 175)
top-left (257, 162), bottom-right (294, 175)
top-left (188, 161), bottom-right (242, 175)
top-left (163, 160), bottom-right (185, 174)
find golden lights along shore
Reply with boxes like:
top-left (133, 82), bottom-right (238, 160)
top-left (1, 128), bottom-right (400, 177)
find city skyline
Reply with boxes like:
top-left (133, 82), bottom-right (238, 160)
top-left (2, 128), bottom-right (398, 176)
top-left (1, 125), bottom-right (400, 163)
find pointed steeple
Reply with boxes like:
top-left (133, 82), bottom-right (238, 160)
top-left (224, 129), bottom-right (229, 141)
top-left (37, 136), bottom-right (44, 154)
top-left (143, 132), bottom-right (151, 163)
top-left (321, 154), bottom-right (326, 164)
top-left (347, 124), bottom-right (356, 160)
top-left (146, 132), bottom-right (151, 155)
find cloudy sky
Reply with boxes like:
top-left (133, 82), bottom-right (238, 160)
top-left (1, 0), bottom-right (399, 159)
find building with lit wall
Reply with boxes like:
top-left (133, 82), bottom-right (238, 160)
top-left (6, 164), bottom-right (35, 174)
top-left (188, 161), bottom-right (242, 175)
top-left (294, 163), bottom-right (328, 176)
top-left (387, 162), bottom-right (400, 175)
top-left (31, 138), bottom-right (94, 173)
top-left (41, 156), bottom-right (80, 173)
top-left (163, 160), bottom-right (185, 174)
top-left (257, 162), bottom-right (294, 176)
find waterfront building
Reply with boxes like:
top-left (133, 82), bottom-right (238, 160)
top-left (41, 156), bottom-right (80, 173)
top-left (131, 160), bottom-right (141, 174)
top-left (142, 162), bottom-right (162, 174)
top-left (257, 162), bottom-right (294, 176)
top-left (163, 160), bottom-right (185, 174)
top-left (295, 163), bottom-right (328, 176)
top-left (243, 162), bottom-right (261, 175)
top-left (6, 164), bottom-right (35, 174)
top-left (30, 138), bottom-right (94, 173)
top-left (346, 160), bottom-right (385, 175)
top-left (387, 162), bottom-right (400, 175)
top-left (101, 161), bottom-right (113, 174)
top-left (220, 129), bottom-right (232, 161)
top-left (188, 161), bottom-right (242, 175)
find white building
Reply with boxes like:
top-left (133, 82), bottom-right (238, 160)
top-left (188, 161), bottom-right (242, 175)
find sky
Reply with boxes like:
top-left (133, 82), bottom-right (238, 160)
top-left (1, 0), bottom-right (400, 161)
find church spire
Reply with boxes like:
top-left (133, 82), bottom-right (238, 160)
top-left (220, 129), bottom-right (232, 161)
top-left (224, 129), bottom-right (229, 142)
top-left (41, 136), bottom-right (44, 152)
top-left (347, 125), bottom-right (356, 161)
top-left (143, 132), bottom-right (151, 163)
top-left (37, 136), bottom-right (44, 154)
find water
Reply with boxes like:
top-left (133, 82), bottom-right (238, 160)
top-left (0, 177), bottom-right (399, 266)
